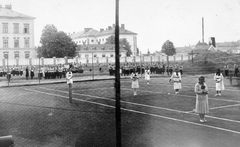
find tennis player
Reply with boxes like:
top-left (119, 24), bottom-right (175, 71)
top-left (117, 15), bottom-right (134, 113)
top-left (131, 70), bottom-right (139, 95)
top-left (169, 68), bottom-right (182, 94)
top-left (66, 67), bottom-right (73, 85)
top-left (145, 67), bottom-right (150, 84)
top-left (195, 76), bottom-right (209, 123)
top-left (214, 69), bottom-right (225, 96)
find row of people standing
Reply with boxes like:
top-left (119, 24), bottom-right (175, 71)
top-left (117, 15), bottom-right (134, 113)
top-left (25, 66), bottom-right (67, 80)
top-left (0, 67), bottom-right (24, 77)
top-left (223, 65), bottom-right (239, 77)
top-left (108, 63), bottom-right (183, 76)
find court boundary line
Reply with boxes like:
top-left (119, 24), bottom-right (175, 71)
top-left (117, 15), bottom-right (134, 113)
top-left (24, 87), bottom-right (240, 135)
top-left (120, 80), bottom-right (240, 92)
top-left (37, 86), bottom-right (240, 124)
top-left (120, 87), bottom-right (240, 104)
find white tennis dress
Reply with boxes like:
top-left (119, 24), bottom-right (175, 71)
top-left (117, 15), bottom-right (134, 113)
top-left (170, 72), bottom-right (182, 89)
top-left (131, 73), bottom-right (139, 88)
top-left (66, 71), bottom-right (73, 84)
top-left (145, 69), bottom-right (150, 80)
top-left (214, 73), bottom-right (225, 90)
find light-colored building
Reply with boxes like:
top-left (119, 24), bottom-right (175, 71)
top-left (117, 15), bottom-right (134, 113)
top-left (0, 4), bottom-right (35, 62)
top-left (77, 44), bottom-right (127, 58)
top-left (71, 24), bottom-right (137, 56)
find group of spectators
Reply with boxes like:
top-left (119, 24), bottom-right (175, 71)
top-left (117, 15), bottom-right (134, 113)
top-left (223, 64), bottom-right (239, 77)
top-left (0, 64), bottom-right (76, 80)
top-left (108, 62), bottom-right (183, 76)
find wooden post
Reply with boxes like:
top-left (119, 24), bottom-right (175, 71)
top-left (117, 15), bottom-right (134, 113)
top-left (69, 83), bottom-right (72, 103)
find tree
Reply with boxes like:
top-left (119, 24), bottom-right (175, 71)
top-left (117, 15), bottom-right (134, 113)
top-left (37, 24), bottom-right (77, 58)
top-left (105, 35), bottom-right (132, 56)
top-left (161, 40), bottom-right (176, 65)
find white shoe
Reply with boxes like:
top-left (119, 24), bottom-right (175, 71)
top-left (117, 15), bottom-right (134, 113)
top-left (175, 92), bottom-right (179, 94)
top-left (200, 119), bottom-right (204, 123)
top-left (203, 118), bottom-right (207, 122)
top-left (218, 93), bottom-right (221, 96)
top-left (215, 94), bottom-right (219, 96)
top-left (134, 93), bottom-right (137, 95)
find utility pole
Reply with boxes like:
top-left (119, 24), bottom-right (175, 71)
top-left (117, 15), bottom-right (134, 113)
top-left (140, 51), bottom-right (142, 77)
top-left (39, 56), bottom-right (40, 84)
top-left (191, 49), bottom-right (195, 75)
top-left (92, 51), bottom-right (94, 80)
top-left (115, 0), bottom-right (121, 147)
top-left (202, 17), bottom-right (204, 43)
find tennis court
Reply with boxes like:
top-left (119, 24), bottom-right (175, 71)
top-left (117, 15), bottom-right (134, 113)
top-left (1, 74), bottom-right (240, 146)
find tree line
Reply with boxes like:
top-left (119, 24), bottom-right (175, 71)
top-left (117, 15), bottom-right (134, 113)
top-left (37, 24), bottom-right (176, 60)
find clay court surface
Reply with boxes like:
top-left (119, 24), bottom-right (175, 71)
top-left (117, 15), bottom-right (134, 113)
top-left (0, 74), bottom-right (240, 147)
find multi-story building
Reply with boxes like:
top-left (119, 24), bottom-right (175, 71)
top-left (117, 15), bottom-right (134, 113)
top-left (0, 4), bottom-right (35, 62)
top-left (71, 24), bottom-right (137, 56)
top-left (77, 44), bottom-right (127, 59)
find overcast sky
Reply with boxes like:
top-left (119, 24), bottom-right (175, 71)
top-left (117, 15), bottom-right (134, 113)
top-left (2, 0), bottom-right (240, 53)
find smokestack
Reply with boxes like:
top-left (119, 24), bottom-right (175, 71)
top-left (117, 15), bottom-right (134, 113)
top-left (202, 17), bottom-right (204, 43)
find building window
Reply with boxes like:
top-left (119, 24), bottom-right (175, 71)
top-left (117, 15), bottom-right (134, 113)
top-left (14, 52), bottom-right (19, 59)
top-left (24, 39), bottom-right (30, 48)
top-left (78, 54), bottom-right (81, 58)
top-left (110, 54), bottom-right (114, 57)
top-left (3, 40), bottom-right (8, 48)
top-left (2, 23), bottom-right (8, 33)
top-left (102, 54), bottom-right (106, 57)
top-left (119, 54), bottom-right (121, 57)
top-left (24, 24), bottom-right (29, 34)
top-left (3, 52), bottom-right (9, 59)
top-left (13, 23), bottom-right (19, 33)
top-left (14, 40), bottom-right (19, 48)
top-left (25, 52), bottom-right (30, 59)
top-left (94, 54), bottom-right (97, 57)
top-left (91, 40), bottom-right (94, 42)
top-left (85, 54), bottom-right (89, 58)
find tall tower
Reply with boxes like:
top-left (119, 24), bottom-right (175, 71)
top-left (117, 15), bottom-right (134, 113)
top-left (202, 17), bottom-right (204, 42)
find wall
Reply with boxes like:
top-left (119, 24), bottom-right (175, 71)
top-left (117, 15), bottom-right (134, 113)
top-left (0, 54), bottom-right (190, 67)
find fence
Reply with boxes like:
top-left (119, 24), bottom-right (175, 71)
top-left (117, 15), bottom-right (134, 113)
top-left (0, 54), bottom-right (191, 67)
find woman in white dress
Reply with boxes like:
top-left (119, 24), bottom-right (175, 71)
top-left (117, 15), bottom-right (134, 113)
top-left (195, 76), bottom-right (209, 122)
top-left (169, 68), bottom-right (182, 94)
top-left (214, 69), bottom-right (225, 96)
top-left (66, 67), bottom-right (73, 103)
top-left (131, 70), bottom-right (139, 95)
top-left (66, 68), bottom-right (73, 85)
top-left (145, 67), bottom-right (150, 84)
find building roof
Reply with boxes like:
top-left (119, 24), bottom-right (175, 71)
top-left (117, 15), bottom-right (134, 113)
top-left (79, 29), bottom-right (99, 38)
top-left (0, 6), bottom-right (35, 19)
top-left (70, 28), bottom-right (99, 39)
top-left (70, 31), bottom-right (84, 39)
top-left (77, 44), bottom-right (127, 52)
top-left (96, 26), bottom-right (137, 37)
top-left (175, 46), bottom-right (193, 53)
top-left (208, 45), bottom-right (217, 52)
top-left (70, 24), bottom-right (137, 39)
top-left (194, 41), bottom-right (209, 50)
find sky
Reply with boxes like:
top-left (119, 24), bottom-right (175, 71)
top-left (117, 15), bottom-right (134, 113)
top-left (2, 0), bottom-right (240, 54)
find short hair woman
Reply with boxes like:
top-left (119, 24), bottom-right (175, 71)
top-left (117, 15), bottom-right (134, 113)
top-left (195, 76), bottom-right (209, 123)
top-left (214, 69), bottom-right (225, 96)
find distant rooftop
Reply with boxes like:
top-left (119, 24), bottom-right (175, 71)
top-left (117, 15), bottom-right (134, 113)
top-left (70, 24), bottom-right (137, 39)
top-left (0, 4), bottom-right (35, 19)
